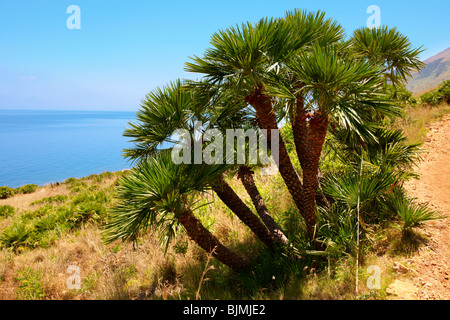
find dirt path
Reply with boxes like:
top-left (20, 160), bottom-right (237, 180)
top-left (0, 184), bottom-right (71, 211)
top-left (392, 114), bottom-right (450, 299)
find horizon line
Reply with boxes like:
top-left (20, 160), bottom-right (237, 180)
top-left (0, 108), bottom-right (136, 112)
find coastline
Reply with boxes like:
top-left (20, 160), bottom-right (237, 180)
top-left (0, 109), bottom-right (135, 191)
top-left (1, 168), bottom-right (131, 190)
top-left (0, 169), bottom-right (128, 211)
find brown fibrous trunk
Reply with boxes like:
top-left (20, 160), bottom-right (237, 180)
top-left (178, 206), bottom-right (249, 271)
top-left (212, 176), bottom-right (276, 250)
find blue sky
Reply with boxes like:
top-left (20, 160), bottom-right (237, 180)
top-left (0, 0), bottom-right (449, 111)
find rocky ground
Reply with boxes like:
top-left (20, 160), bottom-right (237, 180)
top-left (388, 114), bottom-right (450, 299)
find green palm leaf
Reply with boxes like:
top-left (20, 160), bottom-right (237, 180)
top-left (351, 26), bottom-right (425, 86)
top-left (102, 150), bottom-right (230, 249)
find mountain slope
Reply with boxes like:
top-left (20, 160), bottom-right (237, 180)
top-left (406, 47), bottom-right (450, 94)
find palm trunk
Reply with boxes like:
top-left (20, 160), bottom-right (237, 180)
top-left (292, 95), bottom-right (309, 171)
top-left (291, 91), bottom-right (330, 236)
top-left (298, 114), bottom-right (329, 240)
top-left (237, 166), bottom-right (290, 245)
top-left (212, 176), bottom-right (276, 249)
top-left (244, 85), bottom-right (304, 219)
top-left (178, 206), bottom-right (249, 271)
top-left (315, 168), bottom-right (329, 209)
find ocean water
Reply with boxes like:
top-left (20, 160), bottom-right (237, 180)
top-left (0, 109), bottom-right (137, 188)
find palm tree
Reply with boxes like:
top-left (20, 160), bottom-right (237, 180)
top-left (184, 11), bottom-right (341, 240)
top-left (237, 165), bottom-right (290, 246)
top-left (109, 9), bottom-right (425, 268)
top-left (351, 26), bottom-right (425, 89)
top-left (185, 10), bottom-right (424, 244)
top-left (184, 14), bottom-right (310, 205)
top-left (211, 175), bottom-right (276, 250)
top-left (120, 79), bottom-right (280, 251)
top-left (103, 151), bottom-right (250, 271)
top-left (279, 42), bottom-right (404, 236)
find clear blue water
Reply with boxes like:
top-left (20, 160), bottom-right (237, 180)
top-left (0, 109), bottom-right (136, 188)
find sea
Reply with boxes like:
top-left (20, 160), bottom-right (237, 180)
top-left (0, 109), bottom-right (137, 188)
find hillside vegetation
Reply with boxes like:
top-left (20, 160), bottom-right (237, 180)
top-left (406, 47), bottom-right (450, 94)
top-left (1, 9), bottom-right (449, 300)
top-left (0, 87), bottom-right (448, 299)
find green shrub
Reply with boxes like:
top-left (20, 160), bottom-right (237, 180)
top-left (99, 171), bottom-right (114, 180)
top-left (321, 169), bottom-right (395, 224)
top-left (387, 84), bottom-right (417, 106)
top-left (0, 186), bottom-right (16, 199)
top-left (420, 91), bottom-right (440, 106)
top-left (34, 213), bottom-right (60, 233)
top-left (20, 205), bottom-right (54, 220)
top-left (82, 271), bottom-right (101, 293)
top-left (85, 171), bottom-right (114, 183)
top-left (0, 189), bottom-right (112, 251)
top-left (420, 80), bottom-right (450, 106)
top-left (64, 177), bottom-right (78, 184)
top-left (317, 205), bottom-right (359, 256)
top-left (173, 241), bottom-right (189, 254)
top-left (0, 222), bottom-right (32, 251)
top-left (0, 205), bottom-right (15, 218)
top-left (440, 80), bottom-right (450, 104)
top-left (67, 181), bottom-right (88, 193)
top-left (86, 173), bottom-right (99, 181)
top-left (31, 195), bottom-right (68, 205)
top-left (70, 202), bottom-right (106, 227)
top-left (17, 184), bottom-right (38, 194)
top-left (236, 246), bottom-right (310, 296)
top-left (33, 230), bottom-right (59, 248)
top-left (384, 191), bottom-right (444, 229)
top-left (14, 267), bottom-right (46, 300)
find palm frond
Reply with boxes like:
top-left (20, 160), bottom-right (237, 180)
top-left (351, 26), bottom-right (425, 86)
top-left (102, 150), bottom-right (230, 248)
top-left (383, 191), bottom-right (444, 229)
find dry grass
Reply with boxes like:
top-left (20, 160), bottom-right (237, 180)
top-left (2, 102), bottom-right (448, 300)
top-left (0, 223), bottom-right (218, 300)
top-left (0, 159), bottom-right (399, 300)
top-left (0, 172), bottom-right (262, 300)
top-left (0, 176), bottom-right (117, 212)
top-left (0, 185), bottom-right (71, 212)
top-left (394, 103), bottom-right (450, 145)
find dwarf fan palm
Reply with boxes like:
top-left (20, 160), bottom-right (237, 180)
top-left (103, 150), bottom-right (250, 270)
top-left (113, 9), bottom-right (425, 261)
top-left (266, 40), bottom-right (398, 240)
top-left (351, 26), bottom-right (425, 88)
top-left (120, 80), bottom-right (278, 251)
top-left (185, 10), bottom-right (347, 240)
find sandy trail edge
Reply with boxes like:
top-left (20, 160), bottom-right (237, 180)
top-left (390, 114), bottom-right (450, 299)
